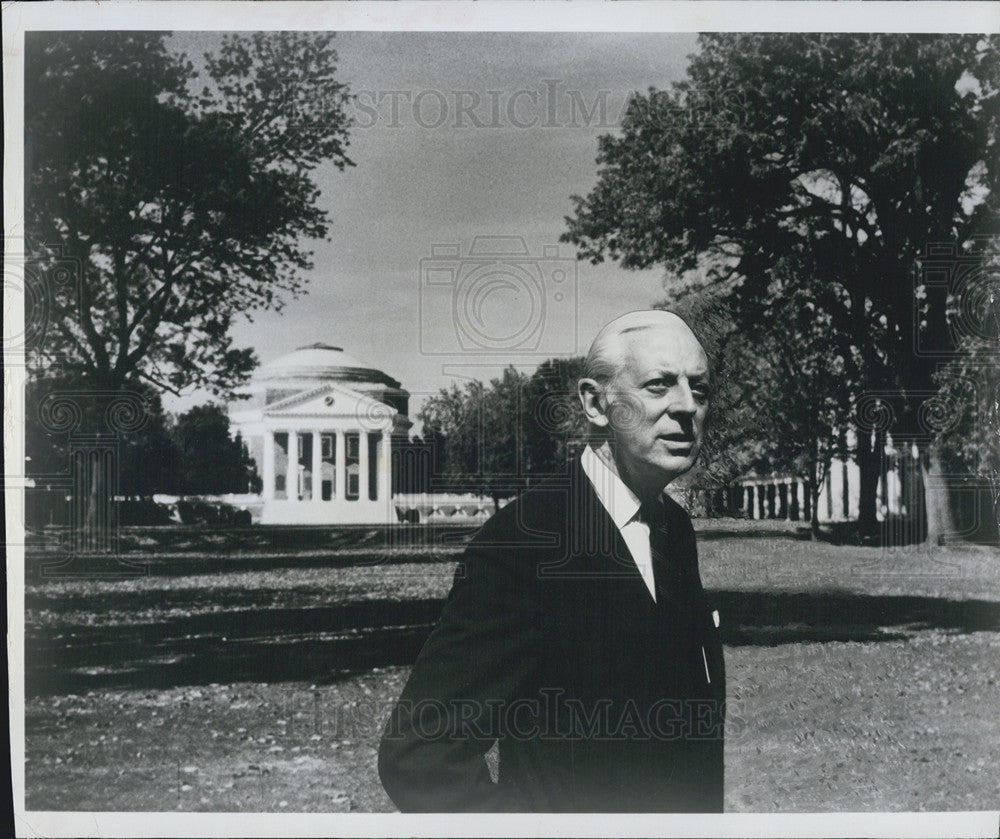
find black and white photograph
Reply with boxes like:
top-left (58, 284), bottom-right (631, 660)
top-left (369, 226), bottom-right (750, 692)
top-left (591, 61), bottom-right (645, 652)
top-left (4, 2), bottom-right (999, 836)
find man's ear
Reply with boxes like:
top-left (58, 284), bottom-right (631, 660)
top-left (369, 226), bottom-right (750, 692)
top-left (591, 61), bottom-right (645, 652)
top-left (578, 378), bottom-right (610, 428)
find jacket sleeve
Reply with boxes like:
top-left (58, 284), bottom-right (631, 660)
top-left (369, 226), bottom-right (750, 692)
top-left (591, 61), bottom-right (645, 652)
top-left (377, 515), bottom-right (538, 812)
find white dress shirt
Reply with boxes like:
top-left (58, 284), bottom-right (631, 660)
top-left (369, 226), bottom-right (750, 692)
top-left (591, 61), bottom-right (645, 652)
top-left (579, 444), bottom-right (658, 602)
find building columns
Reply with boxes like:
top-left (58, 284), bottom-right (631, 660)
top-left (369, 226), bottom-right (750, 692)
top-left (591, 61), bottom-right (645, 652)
top-left (378, 430), bottom-right (391, 502)
top-left (736, 480), bottom-right (816, 521)
top-left (289, 432), bottom-right (300, 502)
top-left (359, 430), bottom-right (370, 501)
top-left (263, 430), bottom-right (275, 501)
top-left (259, 428), bottom-right (390, 504)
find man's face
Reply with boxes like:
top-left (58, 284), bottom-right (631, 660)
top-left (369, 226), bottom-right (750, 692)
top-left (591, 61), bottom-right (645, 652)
top-left (604, 326), bottom-right (709, 494)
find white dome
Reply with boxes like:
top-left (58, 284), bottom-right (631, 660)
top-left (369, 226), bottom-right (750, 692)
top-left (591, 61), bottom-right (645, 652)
top-left (255, 343), bottom-right (401, 388)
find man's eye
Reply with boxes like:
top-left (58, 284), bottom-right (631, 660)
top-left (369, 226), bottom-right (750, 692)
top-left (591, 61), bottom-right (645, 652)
top-left (693, 388), bottom-right (710, 401)
top-left (645, 382), bottom-right (667, 393)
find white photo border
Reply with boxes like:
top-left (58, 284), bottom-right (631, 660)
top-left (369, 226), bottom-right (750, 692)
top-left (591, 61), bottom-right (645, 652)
top-left (5, 3), bottom-right (999, 838)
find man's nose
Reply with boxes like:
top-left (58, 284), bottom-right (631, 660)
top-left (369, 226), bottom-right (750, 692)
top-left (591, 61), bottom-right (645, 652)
top-left (668, 381), bottom-right (698, 416)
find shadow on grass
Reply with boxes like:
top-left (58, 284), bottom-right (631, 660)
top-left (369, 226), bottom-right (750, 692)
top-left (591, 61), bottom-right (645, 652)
top-left (694, 527), bottom-right (812, 542)
top-left (25, 590), bottom-right (1000, 697)
top-left (25, 523), bottom-right (814, 581)
top-left (25, 550), bottom-right (466, 581)
top-left (24, 534), bottom-right (805, 582)
top-left (811, 517), bottom-right (999, 548)
top-left (25, 598), bottom-right (443, 697)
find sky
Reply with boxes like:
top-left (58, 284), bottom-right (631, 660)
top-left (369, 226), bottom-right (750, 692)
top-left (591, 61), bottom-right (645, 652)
top-left (166, 31), bottom-right (701, 418)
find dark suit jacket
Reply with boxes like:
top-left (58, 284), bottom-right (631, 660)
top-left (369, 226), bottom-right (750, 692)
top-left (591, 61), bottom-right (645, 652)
top-left (378, 456), bottom-right (725, 812)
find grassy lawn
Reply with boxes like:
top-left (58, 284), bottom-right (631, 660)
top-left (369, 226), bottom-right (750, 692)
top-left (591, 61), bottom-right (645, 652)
top-left (22, 525), bottom-right (1000, 812)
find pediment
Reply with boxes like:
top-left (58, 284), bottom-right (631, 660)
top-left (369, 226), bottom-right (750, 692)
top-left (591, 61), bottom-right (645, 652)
top-left (263, 383), bottom-right (396, 422)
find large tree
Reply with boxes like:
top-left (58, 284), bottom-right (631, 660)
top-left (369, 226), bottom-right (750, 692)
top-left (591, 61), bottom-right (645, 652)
top-left (931, 243), bottom-right (1000, 542)
top-left (24, 31), bottom-right (353, 395)
top-left (669, 270), bottom-right (853, 533)
top-left (171, 404), bottom-right (259, 496)
top-left (417, 362), bottom-right (591, 508)
top-left (24, 31), bottom-right (353, 544)
top-left (418, 368), bottom-right (532, 510)
top-left (522, 357), bottom-right (589, 477)
top-left (25, 375), bottom-right (178, 527)
top-left (564, 34), bottom-right (999, 541)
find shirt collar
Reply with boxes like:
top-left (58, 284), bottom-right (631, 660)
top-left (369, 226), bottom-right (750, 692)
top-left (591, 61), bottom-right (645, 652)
top-left (580, 444), bottom-right (643, 530)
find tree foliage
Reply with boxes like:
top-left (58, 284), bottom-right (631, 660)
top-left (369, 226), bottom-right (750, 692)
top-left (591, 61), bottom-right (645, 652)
top-left (668, 266), bottom-right (853, 529)
top-left (171, 404), bottom-right (259, 496)
top-left (26, 380), bottom-right (258, 509)
top-left (418, 369), bottom-right (529, 505)
top-left (565, 35), bottom-right (996, 389)
top-left (24, 31), bottom-right (353, 396)
top-left (931, 243), bottom-right (1000, 537)
top-left (117, 391), bottom-right (181, 498)
top-left (522, 357), bottom-right (589, 475)
top-left (25, 375), bottom-right (177, 497)
top-left (418, 361), bottom-right (589, 504)
top-left (564, 34), bottom-right (1000, 539)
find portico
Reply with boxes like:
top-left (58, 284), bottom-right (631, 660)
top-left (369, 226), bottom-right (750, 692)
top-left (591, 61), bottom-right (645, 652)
top-left (257, 423), bottom-right (392, 523)
top-left (229, 344), bottom-right (410, 524)
top-left (733, 431), bottom-right (908, 524)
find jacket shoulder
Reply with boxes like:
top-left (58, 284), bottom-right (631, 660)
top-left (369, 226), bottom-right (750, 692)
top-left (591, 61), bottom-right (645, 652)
top-left (473, 465), bottom-right (587, 540)
top-left (664, 492), bottom-right (695, 530)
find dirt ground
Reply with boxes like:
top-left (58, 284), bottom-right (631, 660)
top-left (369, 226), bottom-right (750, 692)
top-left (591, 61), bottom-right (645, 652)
top-left (24, 632), bottom-right (1000, 813)
top-left (21, 527), bottom-right (1000, 813)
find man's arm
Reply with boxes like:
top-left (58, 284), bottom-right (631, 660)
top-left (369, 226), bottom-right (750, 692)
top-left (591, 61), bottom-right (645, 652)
top-left (378, 519), bottom-right (537, 812)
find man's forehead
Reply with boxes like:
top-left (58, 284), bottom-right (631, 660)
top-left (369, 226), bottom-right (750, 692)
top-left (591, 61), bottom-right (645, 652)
top-left (619, 324), bottom-right (708, 374)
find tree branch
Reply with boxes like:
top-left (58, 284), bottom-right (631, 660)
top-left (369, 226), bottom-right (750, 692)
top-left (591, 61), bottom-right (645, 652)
top-left (138, 369), bottom-right (183, 397)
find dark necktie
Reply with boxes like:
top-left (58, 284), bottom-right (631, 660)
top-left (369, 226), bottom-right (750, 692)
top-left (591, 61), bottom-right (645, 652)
top-left (640, 496), bottom-right (707, 702)
top-left (639, 496), bottom-right (680, 606)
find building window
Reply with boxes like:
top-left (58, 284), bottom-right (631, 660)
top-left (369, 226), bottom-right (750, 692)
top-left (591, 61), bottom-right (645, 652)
top-left (345, 432), bottom-right (360, 500)
top-left (321, 433), bottom-right (336, 499)
top-left (274, 432), bottom-right (289, 500)
top-left (298, 432), bottom-right (313, 501)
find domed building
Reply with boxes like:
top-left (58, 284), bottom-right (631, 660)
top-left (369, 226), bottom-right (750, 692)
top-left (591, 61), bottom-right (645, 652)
top-left (229, 343), bottom-right (411, 524)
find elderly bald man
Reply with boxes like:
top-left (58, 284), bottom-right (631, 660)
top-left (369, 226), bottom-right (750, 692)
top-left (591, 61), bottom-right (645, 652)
top-left (378, 310), bottom-right (725, 813)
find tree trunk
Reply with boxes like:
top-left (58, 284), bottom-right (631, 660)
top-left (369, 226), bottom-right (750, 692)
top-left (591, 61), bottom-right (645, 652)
top-left (80, 448), bottom-right (114, 553)
top-left (922, 445), bottom-right (956, 546)
top-left (808, 478), bottom-right (821, 539)
top-left (857, 429), bottom-right (884, 543)
top-left (807, 437), bottom-right (824, 539)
